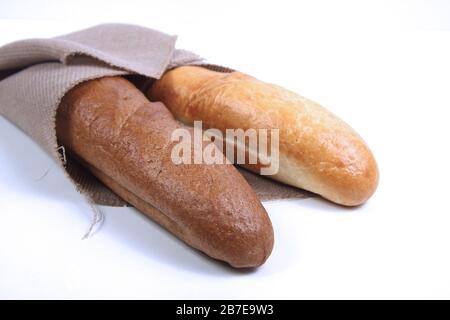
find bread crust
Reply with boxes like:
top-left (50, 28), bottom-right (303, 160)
top-left (56, 76), bottom-right (274, 268)
top-left (149, 66), bottom-right (379, 206)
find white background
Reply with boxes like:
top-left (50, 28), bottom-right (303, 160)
top-left (1, 0), bottom-right (450, 299)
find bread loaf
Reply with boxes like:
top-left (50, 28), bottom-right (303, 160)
top-left (148, 66), bottom-right (379, 206)
top-left (56, 76), bottom-right (274, 268)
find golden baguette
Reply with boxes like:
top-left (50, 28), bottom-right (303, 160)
top-left (149, 66), bottom-right (379, 206)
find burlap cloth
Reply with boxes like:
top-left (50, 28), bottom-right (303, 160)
top-left (0, 23), bottom-right (310, 212)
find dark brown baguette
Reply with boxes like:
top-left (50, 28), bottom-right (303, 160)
top-left (56, 76), bottom-right (274, 268)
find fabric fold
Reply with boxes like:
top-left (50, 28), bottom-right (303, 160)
top-left (0, 23), bottom-right (178, 78)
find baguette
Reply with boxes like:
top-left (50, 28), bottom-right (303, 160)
top-left (148, 66), bottom-right (379, 206)
top-left (56, 76), bottom-right (274, 268)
